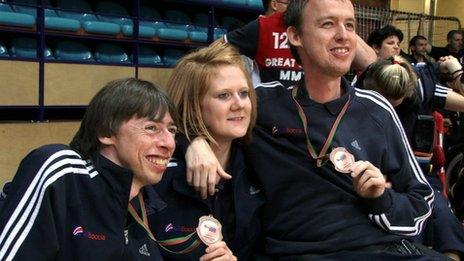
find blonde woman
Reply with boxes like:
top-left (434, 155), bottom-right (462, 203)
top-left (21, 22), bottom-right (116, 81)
top-left (144, 43), bottom-right (263, 260)
top-left (358, 55), bottom-right (464, 261)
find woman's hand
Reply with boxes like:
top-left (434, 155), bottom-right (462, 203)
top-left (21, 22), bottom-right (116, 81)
top-left (185, 137), bottom-right (231, 199)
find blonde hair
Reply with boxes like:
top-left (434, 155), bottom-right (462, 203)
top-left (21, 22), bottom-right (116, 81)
top-left (362, 55), bottom-right (417, 100)
top-left (166, 43), bottom-right (257, 144)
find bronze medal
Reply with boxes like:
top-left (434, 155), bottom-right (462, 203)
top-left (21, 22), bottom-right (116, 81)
top-left (329, 147), bottom-right (355, 173)
top-left (196, 215), bottom-right (223, 245)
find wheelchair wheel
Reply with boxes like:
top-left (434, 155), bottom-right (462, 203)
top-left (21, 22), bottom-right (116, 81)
top-left (446, 151), bottom-right (464, 221)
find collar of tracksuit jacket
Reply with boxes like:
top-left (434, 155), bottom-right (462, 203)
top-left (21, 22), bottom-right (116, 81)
top-left (92, 152), bottom-right (133, 210)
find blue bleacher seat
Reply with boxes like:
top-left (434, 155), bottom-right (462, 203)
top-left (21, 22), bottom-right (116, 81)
top-left (54, 41), bottom-right (93, 61)
top-left (94, 43), bottom-right (130, 63)
top-left (165, 10), bottom-right (207, 42)
top-left (0, 41), bottom-right (8, 57)
top-left (95, 1), bottom-right (155, 38)
top-left (192, 13), bottom-right (219, 42)
top-left (163, 48), bottom-right (185, 66)
top-left (137, 46), bottom-right (163, 66)
top-left (139, 5), bottom-right (167, 31)
top-left (189, 26), bottom-right (208, 42)
top-left (246, 0), bottom-right (264, 10)
top-left (222, 0), bottom-right (247, 6)
top-left (9, 37), bottom-right (54, 59)
top-left (56, 0), bottom-right (120, 35)
top-left (12, 4), bottom-right (81, 32)
top-left (214, 27), bottom-right (227, 40)
top-left (0, 3), bottom-right (35, 28)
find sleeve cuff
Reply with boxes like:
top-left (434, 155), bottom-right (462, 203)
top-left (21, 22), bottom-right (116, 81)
top-left (362, 189), bottom-right (393, 214)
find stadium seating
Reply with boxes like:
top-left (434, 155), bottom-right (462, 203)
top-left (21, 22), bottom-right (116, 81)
top-left (94, 43), bottom-right (130, 63)
top-left (9, 37), bottom-right (54, 59)
top-left (137, 46), bottom-right (163, 66)
top-left (214, 27), bottom-right (228, 40)
top-left (246, 0), bottom-right (264, 10)
top-left (12, 4), bottom-right (81, 32)
top-left (54, 40), bottom-right (93, 61)
top-left (0, 41), bottom-right (8, 57)
top-left (139, 5), bottom-right (167, 31)
top-left (222, 0), bottom-right (247, 7)
top-left (138, 6), bottom-right (187, 41)
top-left (163, 48), bottom-right (185, 66)
top-left (0, 3), bottom-right (35, 28)
top-left (56, 0), bottom-right (120, 35)
top-left (165, 10), bottom-right (207, 42)
top-left (95, 1), bottom-right (155, 38)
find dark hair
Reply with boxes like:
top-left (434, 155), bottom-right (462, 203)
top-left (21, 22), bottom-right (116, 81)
top-left (447, 30), bottom-right (463, 41)
top-left (70, 78), bottom-right (178, 159)
top-left (409, 35), bottom-right (427, 48)
top-left (284, 0), bottom-right (308, 65)
top-left (367, 25), bottom-right (404, 48)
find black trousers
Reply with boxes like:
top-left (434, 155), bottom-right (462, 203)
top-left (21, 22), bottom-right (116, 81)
top-left (253, 239), bottom-right (450, 261)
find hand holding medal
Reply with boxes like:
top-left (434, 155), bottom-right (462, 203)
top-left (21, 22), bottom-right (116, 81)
top-left (197, 216), bottom-right (237, 261)
top-left (197, 215), bottom-right (223, 245)
top-left (330, 147), bottom-right (386, 199)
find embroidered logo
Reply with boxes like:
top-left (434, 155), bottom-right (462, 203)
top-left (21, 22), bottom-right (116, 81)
top-left (164, 223), bottom-right (195, 233)
top-left (124, 230), bottom-right (129, 245)
top-left (272, 126), bottom-right (278, 135)
top-left (165, 223), bottom-right (173, 232)
top-left (72, 226), bottom-right (106, 241)
top-left (73, 226), bottom-right (84, 236)
top-left (351, 140), bottom-right (361, 151)
top-left (139, 243), bottom-right (150, 256)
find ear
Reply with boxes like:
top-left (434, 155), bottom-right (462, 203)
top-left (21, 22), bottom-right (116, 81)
top-left (98, 135), bottom-right (116, 146)
top-left (287, 26), bottom-right (302, 48)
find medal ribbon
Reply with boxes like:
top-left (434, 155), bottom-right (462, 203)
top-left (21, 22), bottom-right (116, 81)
top-left (291, 85), bottom-right (351, 167)
top-left (128, 193), bottom-right (201, 254)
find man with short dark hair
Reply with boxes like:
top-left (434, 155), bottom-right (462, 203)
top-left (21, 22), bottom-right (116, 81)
top-left (223, 0), bottom-right (376, 88)
top-left (187, 0), bottom-right (444, 259)
top-left (429, 30), bottom-right (464, 63)
top-left (0, 78), bottom-right (178, 260)
top-left (262, 0), bottom-right (288, 16)
top-left (409, 35), bottom-right (435, 64)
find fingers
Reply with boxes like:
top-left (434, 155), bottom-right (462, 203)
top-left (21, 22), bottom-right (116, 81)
top-left (350, 160), bottom-right (386, 198)
top-left (200, 166), bottom-right (210, 199)
top-left (200, 241), bottom-right (236, 261)
top-left (349, 160), bottom-right (369, 178)
top-left (385, 181), bottom-right (392, 189)
top-left (383, 175), bottom-right (392, 189)
top-left (184, 137), bottom-right (230, 198)
top-left (358, 173), bottom-right (385, 192)
top-left (218, 167), bottom-right (232, 180)
top-left (208, 171), bottom-right (218, 198)
top-left (186, 167), bottom-right (193, 185)
top-left (193, 165), bottom-right (202, 191)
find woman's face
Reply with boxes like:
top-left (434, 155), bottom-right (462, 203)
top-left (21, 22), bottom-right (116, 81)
top-left (200, 65), bottom-right (252, 144)
top-left (375, 35), bottom-right (401, 59)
